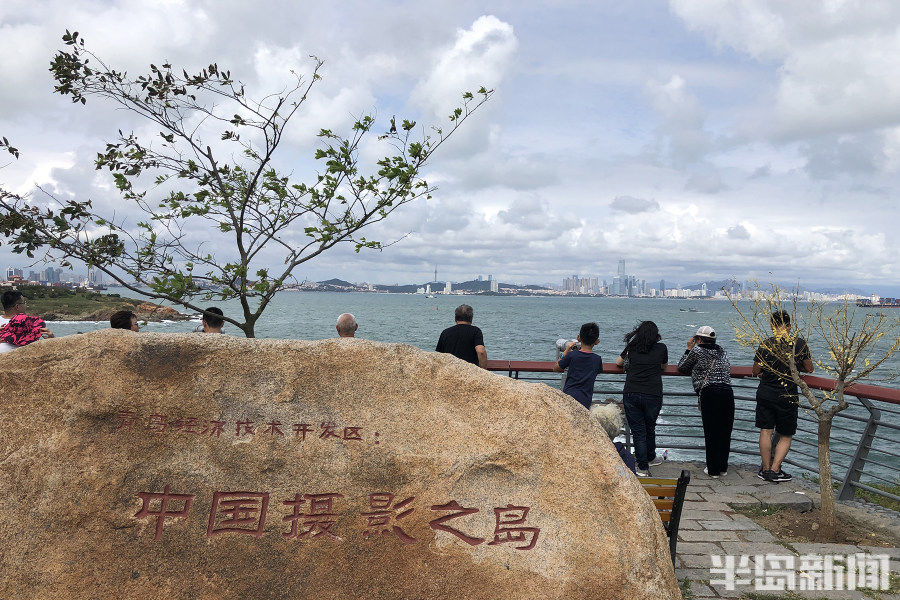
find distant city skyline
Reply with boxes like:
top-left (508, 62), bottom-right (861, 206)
top-left (3, 259), bottom-right (894, 297)
top-left (1, 3), bottom-right (897, 294)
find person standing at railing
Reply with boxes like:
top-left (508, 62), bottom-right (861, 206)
top-left (436, 304), bottom-right (487, 368)
top-left (615, 321), bottom-right (668, 477)
top-left (553, 322), bottom-right (602, 410)
top-left (753, 311), bottom-right (814, 483)
top-left (677, 326), bottom-right (733, 478)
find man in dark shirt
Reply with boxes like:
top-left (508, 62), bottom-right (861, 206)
top-left (753, 311), bottom-right (813, 483)
top-left (436, 304), bottom-right (487, 368)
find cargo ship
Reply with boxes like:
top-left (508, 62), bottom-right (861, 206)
top-left (856, 296), bottom-right (900, 308)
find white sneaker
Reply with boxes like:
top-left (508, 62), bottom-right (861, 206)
top-left (703, 467), bottom-right (719, 479)
top-left (648, 457), bottom-right (664, 467)
top-left (636, 468), bottom-right (651, 477)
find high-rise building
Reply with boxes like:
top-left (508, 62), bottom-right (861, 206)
top-left (444, 281), bottom-right (452, 294)
top-left (5, 267), bottom-right (13, 280)
top-left (490, 279), bottom-right (499, 293)
top-left (660, 279), bottom-right (665, 294)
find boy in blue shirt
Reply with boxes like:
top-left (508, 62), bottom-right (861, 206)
top-left (554, 322), bottom-right (603, 409)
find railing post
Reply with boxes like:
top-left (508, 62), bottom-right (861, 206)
top-left (838, 397), bottom-right (881, 502)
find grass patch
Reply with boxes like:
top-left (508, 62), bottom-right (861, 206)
top-left (729, 503), bottom-right (784, 519)
top-left (775, 539), bottom-right (799, 555)
top-left (679, 577), bottom-right (694, 600)
top-left (10, 284), bottom-right (186, 321)
top-left (802, 474), bottom-right (900, 512)
top-left (854, 483), bottom-right (900, 512)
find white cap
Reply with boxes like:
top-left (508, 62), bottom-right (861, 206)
top-left (696, 326), bottom-right (716, 339)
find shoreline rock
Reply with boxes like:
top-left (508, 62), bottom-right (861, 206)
top-left (0, 332), bottom-right (681, 599)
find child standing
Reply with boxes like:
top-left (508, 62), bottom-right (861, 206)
top-left (554, 322), bottom-right (603, 410)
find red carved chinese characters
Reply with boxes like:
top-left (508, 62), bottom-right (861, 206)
top-left (263, 421), bottom-right (284, 437)
top-left (342, 427), bottom-right (363, 441)
top-left (146, 413), bottom-right (167, 433)
top-left (282, 493), bottom-right (344, 541)
top-left (207, 492), bottom-right (269, 538)
top-left (429, 501), bottom-right (485, 546)
top-left (115, 410), bottom-right (137, 431)
top-left (113, 410), bottom-right (370, 446)
top-left (487, 505), bottom-right (540, 550)
top-left (131, 486), bottom-right (542, 550)
top-left (179, 417), bottom-right (201, 434)
top-left (319, 422), bottom-right (341, 440)
top-left (134, 485), bottom-right (195, 540)
top-left (292, 423), bottom-right (313, 440)
top-left (201, 420), bottom-right (226, 437)
top-left (360, 493), bottom-right (416, 544)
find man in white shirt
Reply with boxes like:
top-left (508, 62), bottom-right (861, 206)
top-left (1, 290), bottom-right (54, 353)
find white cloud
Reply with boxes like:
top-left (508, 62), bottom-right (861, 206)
top-left (412, 15), bottom-right (517, 119)
top-left (646, 75), bottom-right (711, 164)
top-left (1, 2), bottom-right (898, 292)
top-left (670, 0), bottom-right (900, 140)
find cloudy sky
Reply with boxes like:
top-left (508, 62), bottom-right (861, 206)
top-left (1, 0), bottom-right (898, 293)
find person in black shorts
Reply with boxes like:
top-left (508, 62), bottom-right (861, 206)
top-left (436, 304), bottom-right (487, 368)
top-left (753, 311), bottom-right (813, 483)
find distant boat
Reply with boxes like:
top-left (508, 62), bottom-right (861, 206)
top-left (688, 307), bottom-right (698, 312)
top-left (426, 294), bottom-right (435, 299)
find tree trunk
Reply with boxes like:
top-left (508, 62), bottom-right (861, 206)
top-left (241, 320), bottom-right (256, 338)
top-left (817, 416), bottom-right (837, 538)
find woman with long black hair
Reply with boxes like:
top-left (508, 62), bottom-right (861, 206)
top-left (615, 321), bottom-right (668, 476)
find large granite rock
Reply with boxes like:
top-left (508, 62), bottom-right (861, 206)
top-left (0, 331), bottom-right (680, 599)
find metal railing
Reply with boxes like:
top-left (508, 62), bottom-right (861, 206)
top-left (486, 359), bottom-right (900, 505)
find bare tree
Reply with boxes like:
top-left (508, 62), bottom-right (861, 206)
top-left (0, 30), bottom-right (492, 336)
top-left (729, 284), bottom-right (898, 537)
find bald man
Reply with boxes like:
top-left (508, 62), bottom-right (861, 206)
top-left (336, 313), bottom-right (358, 338)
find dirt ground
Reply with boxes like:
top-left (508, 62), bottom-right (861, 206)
top-left (745, 507), bottom-right (897, 547)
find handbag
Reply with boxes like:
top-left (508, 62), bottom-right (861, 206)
top-left (697, 355), bottom-right (718, 410)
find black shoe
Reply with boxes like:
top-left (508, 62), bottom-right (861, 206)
top-left (773, 469), bottom-right (793, 482)
top-left (757, 467), bottom-right (766, 480)
top-left (762, 470), bottom-right (779, 482)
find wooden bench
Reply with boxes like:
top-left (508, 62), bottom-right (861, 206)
top-left (640, 470), bottom-right (691, 566)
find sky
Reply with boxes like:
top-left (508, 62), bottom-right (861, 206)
top-left (1, 0), bottom-right (898, 293)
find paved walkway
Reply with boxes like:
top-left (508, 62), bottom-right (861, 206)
top-left (651, 460), bottom-right (899, 599)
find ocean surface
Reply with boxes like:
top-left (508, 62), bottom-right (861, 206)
top-left (43, 291), bottom-right (899, 484)
top-left (45, 291), bottom-right (898, 375)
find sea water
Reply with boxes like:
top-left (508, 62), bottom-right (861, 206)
top-left (42, 291), bottom-right (899, 484)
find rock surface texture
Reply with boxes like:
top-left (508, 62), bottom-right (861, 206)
top-left (0, 331), bottom-right (680, 599)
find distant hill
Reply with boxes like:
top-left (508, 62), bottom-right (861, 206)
top-left (317, 278), bottom-right (354, 287)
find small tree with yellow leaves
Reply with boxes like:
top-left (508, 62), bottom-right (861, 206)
top-left (729, 284), bottom-right (898, 537)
